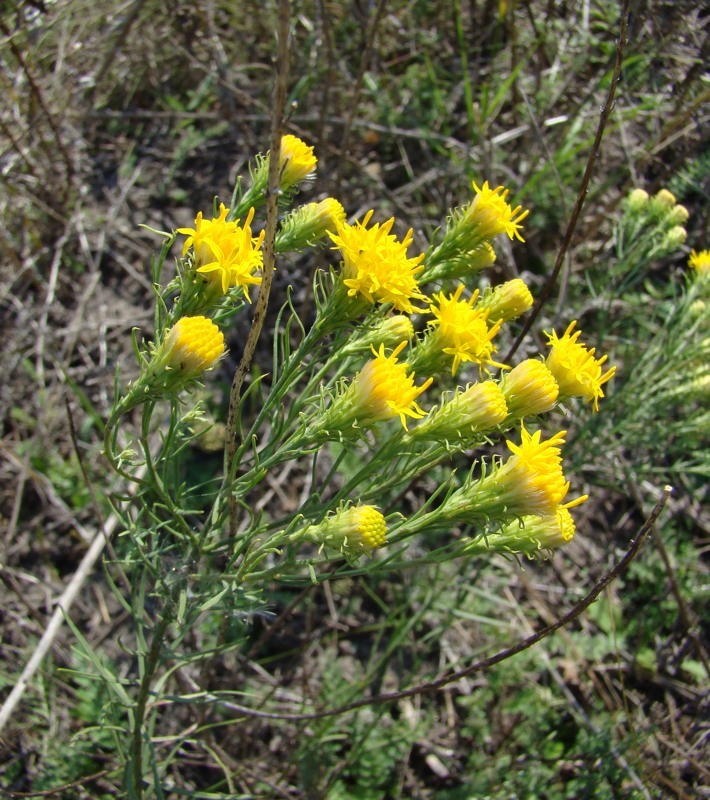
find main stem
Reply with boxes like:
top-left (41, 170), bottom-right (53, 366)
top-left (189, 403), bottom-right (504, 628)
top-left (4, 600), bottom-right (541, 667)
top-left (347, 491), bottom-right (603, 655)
top-left (128, 597), bottom-right (175, 799)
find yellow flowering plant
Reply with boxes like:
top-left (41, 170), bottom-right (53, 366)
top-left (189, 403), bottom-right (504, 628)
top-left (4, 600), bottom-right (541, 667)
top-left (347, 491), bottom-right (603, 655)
top-left (102, 134), bottom-right (621, 796)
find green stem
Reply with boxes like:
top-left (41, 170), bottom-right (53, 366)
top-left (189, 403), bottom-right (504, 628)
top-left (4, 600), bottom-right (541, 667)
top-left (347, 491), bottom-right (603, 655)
top-left (128, 597), bottom-right (175, 799)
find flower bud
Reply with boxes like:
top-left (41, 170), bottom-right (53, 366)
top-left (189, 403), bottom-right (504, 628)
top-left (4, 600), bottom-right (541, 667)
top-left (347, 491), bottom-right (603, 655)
top-left (299, 505), bottom-right (387, 556)
top-left (477, 278), bottom-right (534, 323)
top-left (626, 188), bottom-right (649, 212)
top-left (500, 359), bottom-right (559, 419)
top-left (411, 381), bottom-right (507, 443)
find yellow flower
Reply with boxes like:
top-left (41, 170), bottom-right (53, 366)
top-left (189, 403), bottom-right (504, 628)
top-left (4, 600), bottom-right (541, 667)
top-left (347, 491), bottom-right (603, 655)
top-left (544, 321), bottom-right (616, 411)
top-left (428, 285), bottom-right (506, 375)
top-left (411, 380), bottom-right (508, 443)
top-left (279, 134), bottom-right (317, 189)
top-left (653, 188), bottom-right (676, 208)
top-left (115, 316), bottom-right (226, 415)
top-left (626, 188), bottom-right (649, 211)
top-left (276, 197), bottom-right (346, 253)
top-left (489, 426), bottom-right (587, 516)
top-left (667, 204), bottom-right (689, 225)
top-left (665, 226), bottom-right (687, 249)
top-left (329, 210), bottom-right (427, 313)
top-left (465, 180), bottom-right (529, 242)
top-left (477, 278), bottom-right (534, 323)
top-left (689, 249), bottom-right (710, 274)
top-left (178, 204), bottom-right (265, 300)
top-left (487, 506), bottom-right (577, 557)
top-left (300, 505), bottom-right (387, 556)
top-left (316, 342), bottom-right (433, 434)
top-left (440, 425), bottom-right (586, 521)
top-left (500, 359), bottom-right (559, 419)
top-left (352, 342), bottom-right (432, 428)
top-left (164, 316), bottom-right (225, 375)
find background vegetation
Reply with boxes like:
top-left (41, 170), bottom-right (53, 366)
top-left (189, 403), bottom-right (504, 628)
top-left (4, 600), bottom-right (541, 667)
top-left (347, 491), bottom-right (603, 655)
top-left (0, 0), bottom-right (707, 797)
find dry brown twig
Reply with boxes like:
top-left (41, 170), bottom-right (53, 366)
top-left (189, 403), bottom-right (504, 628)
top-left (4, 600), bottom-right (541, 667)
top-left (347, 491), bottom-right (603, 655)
top-left (225, 0), bottom-right (290, 540)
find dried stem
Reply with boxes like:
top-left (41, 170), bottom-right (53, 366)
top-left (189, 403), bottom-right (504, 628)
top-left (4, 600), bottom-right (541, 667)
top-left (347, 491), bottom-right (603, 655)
top-left (225, 0), bottom-right (290, 539)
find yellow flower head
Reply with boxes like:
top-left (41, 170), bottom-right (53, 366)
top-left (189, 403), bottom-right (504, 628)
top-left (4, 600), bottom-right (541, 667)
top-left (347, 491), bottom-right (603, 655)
top-left (302, 505), bottom-right (387, 556)
top-left (491, 506), bottom-right (577, 557)
top-left (653, 188), bottom-right (676, 208)
top-left (441, 425), bottom-right (586, 522)
top-left (492, 426), bottom-right (587, 516)
top-left (279, 134), bottom-right (317, 189)
top-left (544, 321), bottom-right (616, 411)
top-left (667, 204), bottom-right (689, 225)
top-left (351, 341), bottom-right (433, 429)
top-left (276, 197), bottom-right (347, 253)
top-left (500, 359), bottom-right (559, 418)
top-left (665, 225), bottom-right (687, 249)
top-left (465, 180), bottom-right (529, 242)
top-left (178, 204), bottom-right (265, 300)
top-left (164, 316), bottom-right (225, 376)
top-left (689, 248), bottom-right (710, 275)
top-left (412, 380), bottom-right (508, 443)
top-left (329, 210), bottom-right (427, 313)
top-left (477, 278), bottom-right (534, 323)
top-left (626, 188), bottom-right (649, 212)
top-left (429, 285), bottom-right (506, 375)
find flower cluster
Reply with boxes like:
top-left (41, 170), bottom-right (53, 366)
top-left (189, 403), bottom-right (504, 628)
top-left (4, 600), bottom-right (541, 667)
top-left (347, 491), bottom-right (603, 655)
top-left (109, 133), bottom-right (618, 568)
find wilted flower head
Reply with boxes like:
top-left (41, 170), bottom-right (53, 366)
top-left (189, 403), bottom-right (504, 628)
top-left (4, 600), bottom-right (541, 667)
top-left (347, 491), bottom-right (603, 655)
top-left (500, 359), bottom-right (559, 419)
top-left (477, 278), bottom-right (534, 323)
top-left (329, 211), bottom-right (427, 313)
top-left (178, 204), bottom-right (264, 300)
top-left (545, 321), bottom-right (615, 411)
top-left (300, 504), bottom-right (387, 556)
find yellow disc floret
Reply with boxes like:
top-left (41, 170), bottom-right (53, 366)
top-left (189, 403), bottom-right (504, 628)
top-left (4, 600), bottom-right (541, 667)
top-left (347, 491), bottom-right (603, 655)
top-left (164, 316), bottom-right (225, 375)
top-left (300, 504), bottom-right (387, 556)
